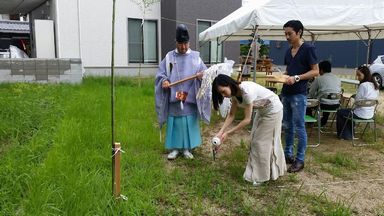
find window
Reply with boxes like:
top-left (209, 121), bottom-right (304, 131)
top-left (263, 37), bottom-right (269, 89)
top-left (197, 20), bottom-right (222, 64)
top-left (128, 18), bottom-right (158, 63)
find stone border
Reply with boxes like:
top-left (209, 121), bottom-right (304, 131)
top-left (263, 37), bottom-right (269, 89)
top-left (0, 58), bottom-right (83, 84)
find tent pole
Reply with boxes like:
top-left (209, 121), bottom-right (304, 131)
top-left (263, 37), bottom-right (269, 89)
top-left (366, 29), bottom-right (372, 64)
top-left (310, 33), bottom-right (315, 44)
top-left (359, 27), bottom-right (381, 65)
top-left (253, 27), bottom-right (259, 82)
top-left (237, 27), bottom-right (257, 82)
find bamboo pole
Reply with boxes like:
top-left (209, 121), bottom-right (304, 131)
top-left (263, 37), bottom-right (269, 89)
top-left (111, 0), bottom-right (117, 198)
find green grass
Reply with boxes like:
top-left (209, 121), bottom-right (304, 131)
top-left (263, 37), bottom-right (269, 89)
top-left (305, 191), bottom-right (354, 216)
top-left (311, 151), bottom-right (361, 178)
top-left (0, 77), bottom-right (380, 215)
top-left (0, 78), bottom-right (165, 215)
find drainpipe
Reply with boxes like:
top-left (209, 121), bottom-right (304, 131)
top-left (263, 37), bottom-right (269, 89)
top-left (77, 0), bottom-right (82, 59)
top-left (216, 38), bottom-right (219, 63)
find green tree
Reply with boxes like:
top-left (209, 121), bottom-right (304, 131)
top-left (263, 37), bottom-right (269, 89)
top-left (239, 39), bottom-right (270, 58)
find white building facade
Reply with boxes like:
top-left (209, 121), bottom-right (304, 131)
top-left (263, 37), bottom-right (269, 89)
top-left (47, 0), bottom-right (161, 76)
top-left (1, 0), bottom-right (240, 79)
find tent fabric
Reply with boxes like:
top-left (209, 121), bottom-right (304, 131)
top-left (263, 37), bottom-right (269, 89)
top-left (199, 0), bottom-right (384, 42)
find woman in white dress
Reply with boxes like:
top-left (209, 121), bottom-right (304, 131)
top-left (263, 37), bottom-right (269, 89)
top-left (212, 74), bottom-right (286, 186)
top-left (336, 65), bottom-right (380, 140)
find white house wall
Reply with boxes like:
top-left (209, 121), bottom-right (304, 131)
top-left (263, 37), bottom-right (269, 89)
top-left (77, 0), bottom-right (112, 68)
top-left (53, 0), bottom-right (81, 58)
top-left (34, 19), bottom-right (55, 58)
top-left (111, 0), bottom-right (162, 68)
top-left (53, 0), bottom-right (161, 76)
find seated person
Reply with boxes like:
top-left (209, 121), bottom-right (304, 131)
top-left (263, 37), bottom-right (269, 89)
top-left (306, 77), bottom-right (315, 94)
top-left (307, 60), bottom-right (341, 126)
top-left (336, 65), bottom-right (379, 140)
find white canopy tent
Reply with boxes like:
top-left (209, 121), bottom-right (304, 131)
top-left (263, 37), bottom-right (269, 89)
top-left (200, 0), bottom-right (384, 42)
top-left (199, 0), bottom-right (384, 63)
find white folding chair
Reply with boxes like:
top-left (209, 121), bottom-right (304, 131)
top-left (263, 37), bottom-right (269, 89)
top-left (306, 99), bottom-right (321, 147)
top-left (340, 99), bottom-right (378, 146)
top-left (319, 92), bottom-right (342, 132)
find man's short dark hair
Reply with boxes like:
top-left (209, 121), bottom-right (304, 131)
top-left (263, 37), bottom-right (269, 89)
top-left (319, 60), bottom-right (332, 73)
top-left (283, 20), bottom-right (304, 37)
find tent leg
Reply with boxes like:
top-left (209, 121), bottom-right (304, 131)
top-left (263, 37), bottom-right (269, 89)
top-left (252, 27), bottom-right (258, 82)
top-left (366, 30), bottom-right (372, 64)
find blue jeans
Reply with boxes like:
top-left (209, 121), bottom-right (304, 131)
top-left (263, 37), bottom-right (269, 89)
top-left (336, 108), bottom-right (359, 140)
top-left (282, 94), bottom-right (307, 162)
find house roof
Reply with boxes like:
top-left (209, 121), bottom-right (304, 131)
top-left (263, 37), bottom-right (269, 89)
top-left (0, 20), bottom-right (30, 34)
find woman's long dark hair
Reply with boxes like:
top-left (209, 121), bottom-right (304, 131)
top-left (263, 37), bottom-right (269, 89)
top-left (357, 65), bottom-right (379, 90)
top-left (211, 74), bottom-right (240, 110)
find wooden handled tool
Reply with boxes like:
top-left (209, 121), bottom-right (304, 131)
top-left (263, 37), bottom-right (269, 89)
top-left (169, 74), bottom-right (199, 87)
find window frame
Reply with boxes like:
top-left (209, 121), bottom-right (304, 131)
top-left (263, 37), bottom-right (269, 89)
top-left (196, 19), bottom-right (223, 64)
top-left (128, 18), bottom-right (159, 64)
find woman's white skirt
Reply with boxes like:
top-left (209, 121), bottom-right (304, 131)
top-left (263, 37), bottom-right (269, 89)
top-left (243, 109), bottom-right (286, 183)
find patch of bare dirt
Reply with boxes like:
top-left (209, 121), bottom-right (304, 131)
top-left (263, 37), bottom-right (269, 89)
top-left (199, 120), bottom-right (251, 159)
top-left (377, 91), bottom-right (384, 115)
top-left (161, 89), bottom-right (384, 214)
top-left (299, 142), bottom-right (384, 215)
top-left (201, 115), bottom-right (384, 215)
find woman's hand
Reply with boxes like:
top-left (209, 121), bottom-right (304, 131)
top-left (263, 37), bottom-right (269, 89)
top-left (217, 132), bottom-right (228, 143)
top-left (213, 132), bottom-right (227, 152)
top-left (215, 131), bottom-right (223, 139)
top-left (221, 132), bottom-right (228, 142)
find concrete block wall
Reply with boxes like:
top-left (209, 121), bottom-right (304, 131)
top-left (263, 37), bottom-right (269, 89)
top-left (0, 58), bottom-right (83, 84)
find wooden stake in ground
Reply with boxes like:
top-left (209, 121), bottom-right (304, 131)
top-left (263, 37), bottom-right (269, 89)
top-left (113, 142), bottom-right (121, 199)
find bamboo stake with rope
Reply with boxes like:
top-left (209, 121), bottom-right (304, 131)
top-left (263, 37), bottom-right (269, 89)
top-left (113, 142), bottom-right (121, 197)
top-left (110, 0), bottom-right (121, 199)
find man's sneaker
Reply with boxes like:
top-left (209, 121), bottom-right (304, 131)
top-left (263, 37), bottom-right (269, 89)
top-left (285, 155), bottom-right (295, 164)
top-left (167, 150), bottom-right (179, 160)
top-left (287, 160), bottom-right (305, 173)
top-left (183, 150), bottom-right (194, 159)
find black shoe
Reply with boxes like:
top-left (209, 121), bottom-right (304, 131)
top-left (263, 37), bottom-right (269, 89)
top-left (288, 160), bottom-right (305, 173)
top-left (285, 155), bottom-right (295, 164)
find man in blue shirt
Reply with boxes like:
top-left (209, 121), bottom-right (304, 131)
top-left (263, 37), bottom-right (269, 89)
top-left (282, 20), bottom-right (319, 173)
